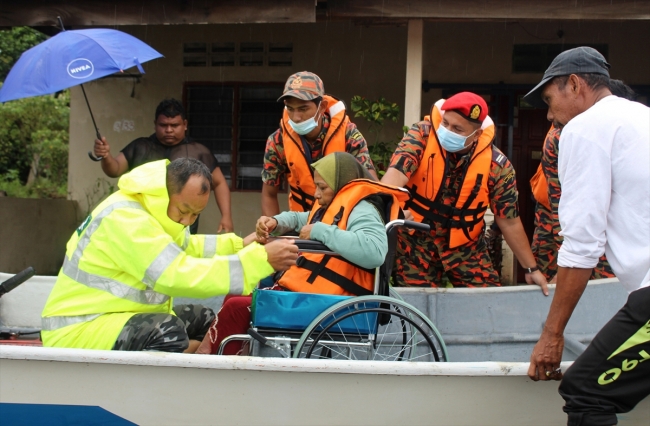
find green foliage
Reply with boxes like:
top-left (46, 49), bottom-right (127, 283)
top-left (350, 96), bottom-right (400, 127)
top-left (0, 27), bottom-right (46, 81)
top-left (350, 95), bottom-right (407, 176)
top-left (0, 174), bottom-right (67, 199)
top-left (0, 27), bottom-right (69, 199)
top-left (0, 88), bottom-right (70, 198)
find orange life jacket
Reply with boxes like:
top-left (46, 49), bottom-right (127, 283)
top-left (530, 164), bottom-right (550, 210)
top-left (281, 95), bottom-right (348, 211)
top-left (529, 126), bottom-right (555, 210)
top-left (403, 99), bottom-right (496, 249)
top-left (277, 179), bottom-right (409, 296)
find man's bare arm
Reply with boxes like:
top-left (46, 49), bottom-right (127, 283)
top-left (261, 184), bottom-right (281, 217)
top-left (528, 266), bottom-right (592, 381)
top-left (367, 167), bottom-right (379, 180)
top-left (380, 168), bottom-right (409, 187)
top-left (496, 216), bottom-right (548, 295)
top-left (95, 137), bottom-right (129, 178)
top-left (212, 167), bottom-right (233, 232)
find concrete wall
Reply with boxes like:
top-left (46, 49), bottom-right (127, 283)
top-left (67, 20), bottom-right (650, 236)
top-left (420, 19), bottom-right (650, 108)
top-left (0, 198), bottom-right (79, 275)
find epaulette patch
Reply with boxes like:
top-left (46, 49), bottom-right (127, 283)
top-left (491, 149), bottom-right (508, 167)
top-left (421, 121), bottom-right (432, 138)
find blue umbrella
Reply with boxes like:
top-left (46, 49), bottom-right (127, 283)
top-left (0, 25), bottom-right (163, 160)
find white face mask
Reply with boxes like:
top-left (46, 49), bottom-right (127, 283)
top-left (437, 125), bottom-right (478, 152)
top-left (288, 102), bottom-right (322, 135)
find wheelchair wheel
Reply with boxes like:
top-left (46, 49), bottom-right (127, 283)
top-left (388, 286), bottom-right (404, 301)
top-left (293, 296), bottom-right (448, 362)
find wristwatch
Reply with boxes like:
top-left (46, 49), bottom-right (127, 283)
top-left (524, 266), bottom-right (539, 274)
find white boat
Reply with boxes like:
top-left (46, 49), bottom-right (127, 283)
top-left (1, 272), bottom-right (648, 425)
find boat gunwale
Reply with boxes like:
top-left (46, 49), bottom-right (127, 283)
top-left (396, 278), bottom-right (618, 294)
top-left (0, 345), bottom-right (572, 377)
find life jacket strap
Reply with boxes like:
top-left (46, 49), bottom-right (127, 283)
top-left (289, 184), bottom-right (316, 211)
top-left (406, 179), bottom-right (487, 232)
top-left (296, 256), bottom-right (373, 296)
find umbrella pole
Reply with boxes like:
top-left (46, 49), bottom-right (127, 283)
top-left (81, 84), bottom-right (104, 162)
top-left (58, 17), bottom-right (102, 162)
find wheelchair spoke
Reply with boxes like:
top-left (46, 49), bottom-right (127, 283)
top-left (297, 302), bottom-right (445, 362)
top-left (290, 296), bottom-right (448, 362)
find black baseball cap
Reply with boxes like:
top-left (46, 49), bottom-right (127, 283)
top-left (523, 46), bottom-right (611, 108)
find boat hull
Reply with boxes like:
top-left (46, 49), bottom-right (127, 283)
top-left (2, 346), bottom-right (647, 425)
top-left (1, 274), bottom-right (647, 424)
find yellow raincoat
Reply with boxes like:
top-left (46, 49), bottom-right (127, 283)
top-left (41, 160), bottom-right (273, 349)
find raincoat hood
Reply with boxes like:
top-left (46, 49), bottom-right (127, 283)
top-left (117, 159), bottom-right (186, 238)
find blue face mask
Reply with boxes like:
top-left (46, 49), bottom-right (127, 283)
top-left (288, 103), bottom-right (322, 135)
top-left (436, 125), bottom-right (478, 153)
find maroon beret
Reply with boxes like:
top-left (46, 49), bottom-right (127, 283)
top-left (442, 92), bottom-right (488, 124)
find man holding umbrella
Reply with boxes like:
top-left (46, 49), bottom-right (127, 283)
top-left (93, 98), bottom-right (233, 234)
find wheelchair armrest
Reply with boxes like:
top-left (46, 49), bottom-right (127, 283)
top-left (268, 236), bottom-right (337, 255)
top-left (294, 239), bottom-right (336, 254)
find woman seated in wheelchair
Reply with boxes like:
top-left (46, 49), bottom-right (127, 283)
top-left (197, 152), bottom-right (409, 355)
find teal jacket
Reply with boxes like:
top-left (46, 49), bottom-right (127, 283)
top-left (272, 200), bottom-right (387, 269)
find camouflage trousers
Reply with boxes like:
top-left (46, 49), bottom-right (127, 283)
top-left (393, 228), bottom-right (501, 288)
top-left (112, 304), bottom-right (215, 353)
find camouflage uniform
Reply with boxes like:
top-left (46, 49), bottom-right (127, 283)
top-left (532, 127), bottom-right (615, 280)
top-left (112, 304), bottom-right (215, 352)
top-left (531, 200), bottom-right (557, 278)
top-left (262, 115), bottom-right (375, 187)
top-left (391, 121), bottom-right (519, 288)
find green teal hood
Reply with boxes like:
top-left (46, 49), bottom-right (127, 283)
top-left (117, 160), bottom-right (186, 238)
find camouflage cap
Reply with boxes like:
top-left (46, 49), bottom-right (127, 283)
top-left (278, 71), bottom-right (325, 102)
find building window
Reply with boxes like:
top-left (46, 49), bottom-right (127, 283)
top-left (211, 42), bottom-right (236, 66)
top-left (185, 83), bottom-right (284, 191)
top-left (183, 43), bottom-right (208, 67)
top-left (512, 44), bottom-right (608, 73)
top-left (269, 42), bottom-right (294, 67)
top-left (239, 42), bottom-right (264, 66)
top-left (183, 42), bottom-right (292, 67)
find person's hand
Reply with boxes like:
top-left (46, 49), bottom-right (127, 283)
top-left (94, 136), bottom-right (111, 159)
top-left (255, 216), bottom-right (277, 243)
top-left (526, 269), bottom-right (549, 296)
top-left (403, 209), bottom-right (414, 221)
top-left (264, 239), bottom-right (298, 271)
top-left (242, 232), bottom-right (257, 247)
top-left (299, 224), bottom-right (315, 240)
top-left (528, 330), bottom-right (564, 381)
top-left (217, 218), bottom-right (234, 233)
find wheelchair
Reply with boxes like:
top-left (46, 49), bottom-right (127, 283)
top-left (217, 220), bottom-right (449, 362)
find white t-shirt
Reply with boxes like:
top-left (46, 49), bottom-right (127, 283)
top-left (557, 95), bottom-right (650, 293)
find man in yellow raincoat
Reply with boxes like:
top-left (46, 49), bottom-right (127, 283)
top-left (41, 158), bottom-right (298, 352)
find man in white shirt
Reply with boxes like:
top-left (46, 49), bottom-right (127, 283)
top-left (523, 46), bottom-right (650, 426)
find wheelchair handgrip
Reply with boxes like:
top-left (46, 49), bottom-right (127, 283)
top-left (403, 220), bottom-right (430, 233)
top-left (0, 266), bottom-right (35, 298)
top-left (248, 328), bottom-right (268, 345)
